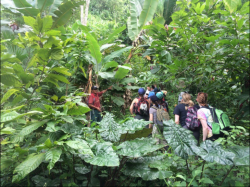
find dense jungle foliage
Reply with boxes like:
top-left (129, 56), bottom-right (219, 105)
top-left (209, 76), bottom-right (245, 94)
top-left (1, 0), bottom-right (249, 186)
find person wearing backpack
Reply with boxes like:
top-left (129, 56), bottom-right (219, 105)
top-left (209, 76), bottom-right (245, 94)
top-left (196, 92), bottom-right (227, 141)
top-left (149, 95), bottom-right (169, 145)
top-left (156, 92), bottom-right (169, 113)
top-left (173, 93), bottom-right (201, 144)
top-left (130, 88), bottom-right (149, 122)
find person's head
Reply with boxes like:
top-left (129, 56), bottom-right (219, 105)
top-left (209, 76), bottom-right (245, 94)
top-left (91, 86), bottom-right (98, 93)
top-left (151, 85), bottom-right (155, 91)
top-left (147, 87), bottom-right (151, 91)
top-left (156, 92), bottom-right (164, 100)
top-left (181, 93), bottom-right (194, 107)
top-left (148, 91), bottom-right (155, 99)
top-left (150, 95), bottom-right (159, 105)
top-left (196, 92), bottom-right (208, 106)
top-left (154, 87), bottom-right (161, 94)
top-left (138, 88), bottom-right (145, 97)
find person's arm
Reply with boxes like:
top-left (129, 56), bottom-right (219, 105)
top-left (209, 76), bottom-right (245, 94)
top-left (101, 86), bottom-right (113, 94)
top-left (175, 114), bottom-right (180, 125)
top-left (149, 113), bottom-right (153, 128)
top-left (129, 99), bottom-right (136, 115)
top-left (88, 104), bottom-right (101, 112)
top-left (200, 119), bottom-right (208, 141)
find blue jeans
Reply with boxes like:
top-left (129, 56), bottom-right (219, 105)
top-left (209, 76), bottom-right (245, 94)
top-left (90, 109), bottom-right (102, 123)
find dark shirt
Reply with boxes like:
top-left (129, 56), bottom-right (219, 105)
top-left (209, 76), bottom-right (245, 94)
top-left (173, 103), bottom-right (188, 127)
top-left (194, 104), bottom-right (200, 110)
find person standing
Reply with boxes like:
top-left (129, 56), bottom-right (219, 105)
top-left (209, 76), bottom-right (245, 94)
top-left (88, 85), bottom-right (112, 123)
top-left (130, 88), bottom-right (149, 121)
top-left (173, 93), bottom-right (201, 144)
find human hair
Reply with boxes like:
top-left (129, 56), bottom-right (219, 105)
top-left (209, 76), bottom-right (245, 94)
top-left (197, 92), bottom-right (208, 106)
top-left (151, 100), bottom-right (158, 105)
top-left (151, 85), bottom-right (155, 89)
top-left (181, 93), bottom-right (194, 108)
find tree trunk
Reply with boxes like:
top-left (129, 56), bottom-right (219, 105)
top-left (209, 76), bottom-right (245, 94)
top-left (81, 0), bottom-right (90, 26)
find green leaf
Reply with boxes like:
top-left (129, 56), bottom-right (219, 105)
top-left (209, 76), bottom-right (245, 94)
top-left (99, 113), bottom-right (121, 142)
top-left (75, 166), bottom-right (90, 174)
top-left (46, 74), bottom-right (70, 84)
top-left (119, 119), bottom-right (151, 134)
top-left (223, 0), bottom-right (241, 14)
top-left (12, 153), bottom-right (45, 182)
top-left (86, 34), bottom-right (102, 63)
top-left (0, 127), bottom-right (16, 135)
top-left (45, 147), bottom-right (62, 171)
top-left (19, 120), bottom-right (48, 136)
top-left (65, 140), bottom-right (93, 156)
top-left (163, 0), bottom-right (177, 24)
top-left (199, 178), bottom-right (214, 184)
top-left (1, 74), bottom-right (22, 87)
top-left (1, 111), bottom-right (43, 123)
top-left (67, 105), bottom-right (90, 115)
top-left (45, 30), bottom-right (61, 36)
top-left (52, 1), bottom-right (85, 28)
top-left (123, 162), bottom-right (172, 180)
top-left (13, 0), bottom-right (40, 17)
top-left (138, 0), bottom-right (159, 29)
top-left (51, 48), bottom-right (63, 60)
top-left (100, 43), bottom-right (116, 51)
top-left (103, 61), bottom-right (118, 70)
top-left (116, 137), bottom-right (165, 157)
top-left (82, 142), bottom-right (119, 167)
top-left (48, 0), bottom-right (63, 16)
top-left (103, 46), bottom-right (132, 64)
top-left (98, 72), bottom-right (116, 79)
top-left (115, 64), bottom-right (131, 79)
top-left (111, 96), bottom-right (124, 106)
top-left (163, 120), bottom-right (198, 159)
top-left (127, 0), bottom-right (140, 41)
top-left (42, 15), bottom-right (53, 32)
top-left (192, 140), bottom-right (235, 165)
top-left (1, 89), bottom-right (19, 104)
top-left (229, 146), bottom-right (249, 166)
top-left (37, 0), bottom-right (54, 13)
top-left (99, 25), bottom-right (126, 45)
top-left (1, 158), bottom-right (13, 171)
top-left (120, 128), bottom-right (152, 141)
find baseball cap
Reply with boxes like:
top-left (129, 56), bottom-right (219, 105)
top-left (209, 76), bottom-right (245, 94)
top-left (156, 92), bottom-right (164, 99)
top-left (91, 86), bottom-right (98, 90)
top-left (138, 88), bottom-right (145, 95)
top-left (154, 87), bottom-right (161, 92)
top-left (148, 91), bottom-right (155, 98)
top-left (150, 95), bottom-right (159, 102)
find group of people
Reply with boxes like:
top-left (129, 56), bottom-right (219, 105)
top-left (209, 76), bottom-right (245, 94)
top-left (87, 84), bottom-right (218, 144)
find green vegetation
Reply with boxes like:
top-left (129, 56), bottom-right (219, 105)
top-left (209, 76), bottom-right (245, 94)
top-left (1, 0), bottom-right (249, 186)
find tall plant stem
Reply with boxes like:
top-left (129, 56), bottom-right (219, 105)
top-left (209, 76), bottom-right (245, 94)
top-left (73, 155), bottom-right (76, 183)
top-left (87, 165), bottom-right (93, 187)
top-left (200, 160), bottom-right (206, 182)
top-left (219, 165), bottom-right (234, 186)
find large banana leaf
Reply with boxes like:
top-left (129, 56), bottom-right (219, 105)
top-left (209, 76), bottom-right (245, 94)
top-left (47, 0), bottom-right (63, 16)
top-left (86, 33), bottom-right (102, 63)
top-left (163, 120), bottom-right (198, 159)
top-left (99, 25), bottom-right (126, 45)
top-left (12, 0), bottom-right (40, 17)
top-left (192, 140), bottom-right (235, 165)
top-left (163, 0), bottom-right (177, 25)
top-left (12, 153), bottom-right (45, 182)
top-left (81, 142), bottom-right (119, 167)
top-left (102, 46), bottom-right (132, 64)
top-left (116, 137), bottom-right (165, 157)
top-left (127, 0), bottom-right (140, 41)
top-left (122, 162), bottom-right (172, 180)
top-left (99, 113), bottom-right (122, 142)
top-left (37, 0), bottom-right (54, 13)
top-left (138, 0), bottom-right (159, 29)
top-left (52, 1), bottom-right (85, 28)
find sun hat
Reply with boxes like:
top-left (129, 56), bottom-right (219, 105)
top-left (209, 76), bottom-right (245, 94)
top-left (138, 88), bottom-right (145, 95)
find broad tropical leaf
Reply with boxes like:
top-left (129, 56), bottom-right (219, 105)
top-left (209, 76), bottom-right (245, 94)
top-left (37, 0), bottom-right (54, 13)
top-left (1, 111), bottom-right (43, 123)
top-left (19, 120), bottom-right (49, 136)
top-left (51, 67), bottom-right (71, 76)
top-left (120, 128), bottom-right (152, 141)
top-left (127, 0), bottom-right (140, 41)
top-left (227, 146), bottom-right (249, 166)
top-left (123, 162), bottom-right (172, 180)
top-left (99, 113), bottom-right (121, 142)
top-left (45, 147), bottom-right (62, 171)
top-left (114, 64), bottom-right (131, 79)
top-left (86, 34), bottom-right (102, 63)
top-left (82, 142), bottom-right (119, 167)
top-left (163, 0), bottom-right (177, 24)
top-left (0, 127), bottom-right (16, 135)
top-left (163, 120), bottom-right (198, 159)
top-left (102, 46), bottom-right (132, 64)
top-left (138, 0), bottom-right (159, 29)
top-left (119, 119), bottom-right (151, 134)
top-left (111, 96), bottom-right (125, 106)
top-left (65, 140), bottom-right (93, 156)
top-left (32, 175), bottom-right (60, 187)
top-left (48, 0), bottom-right (63, 16)
top-left (52, 1), bottom-right (85, 28)
top-left (1, 89), bottom-right (19, 104)
top-left (192, 140), bottom-right (235, 165)
top-left (99, 25), bottom-right (126, 45)
top-left (116, 137), bottom-right (165, 157)
top-left (223, 0), bottom-right (241, 14)
top-left (12, 0), bottom-right (40, 17)
top-left (12, 153), bottom-right (45, 182)
top-left (1, 74), bottom-right (22, 87)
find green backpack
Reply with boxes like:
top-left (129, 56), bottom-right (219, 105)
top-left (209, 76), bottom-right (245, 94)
top-left (209, 107), bottom-right (231, 135)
